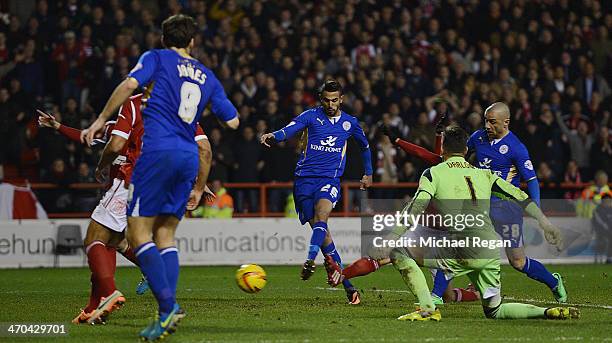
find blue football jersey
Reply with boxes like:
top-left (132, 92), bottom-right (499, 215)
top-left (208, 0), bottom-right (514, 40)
top-left (272, 107), bottom-right (373, 178)
top-left (128, 49), bottom-right (237, 154)
top-left (467, 129), bottom-right (536, 187)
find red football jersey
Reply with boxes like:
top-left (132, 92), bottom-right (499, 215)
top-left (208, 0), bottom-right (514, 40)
top-left (112, 94), bottom-right (207, 186)
top-left (101, 120), bottom-right (127, 181)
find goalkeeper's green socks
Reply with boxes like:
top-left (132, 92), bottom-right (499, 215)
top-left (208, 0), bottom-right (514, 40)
top-left (491, 303), bottom-right (546, 319)
top-left (391, 253), bottom-right (435, 312)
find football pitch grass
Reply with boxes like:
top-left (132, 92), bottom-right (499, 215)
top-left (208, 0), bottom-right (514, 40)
top-left (1, 264), bottom-right (610, 342)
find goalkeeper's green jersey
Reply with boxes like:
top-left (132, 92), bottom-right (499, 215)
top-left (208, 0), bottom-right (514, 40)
top-left (397, 155), bottom-right (532, 239)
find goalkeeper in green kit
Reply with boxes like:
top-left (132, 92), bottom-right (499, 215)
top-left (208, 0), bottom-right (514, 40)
top-left (370, 126), bottom-right (580, 321)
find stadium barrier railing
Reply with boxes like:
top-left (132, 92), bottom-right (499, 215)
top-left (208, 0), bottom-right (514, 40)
top-left (14, 181), bottom-right (609, 218)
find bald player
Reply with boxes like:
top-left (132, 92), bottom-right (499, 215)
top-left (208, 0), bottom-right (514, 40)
top-left (374, 125), bottom-right (577, 321)
top-left (456, 102), bottom-right (567, 303)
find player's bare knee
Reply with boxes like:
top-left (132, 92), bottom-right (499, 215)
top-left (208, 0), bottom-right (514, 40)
top-left (127, 217), bottom-right (155, 247)
top-left (106, 232), bottom-right (125, 249)
top-left (443, 288), bottom-right (456, 303)
top-left (84, 221), bottom-right (110, 246)
top-left (126, 224), bottom-right (148, 247)
top-left (153, 223), bottom-right (177, 248)
top-left (313, 210), bottom-right (330, 223)
top-left (154, 231), bottom-right (175, 249)
top-left (114, 238), bottom-right (129, 253)
top-left (509, 256), bottom-right (526, 270)
top-left (313, 199), bottom-right (332, 222)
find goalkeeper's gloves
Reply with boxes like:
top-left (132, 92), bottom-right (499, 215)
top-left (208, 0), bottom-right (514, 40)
top-left (538, 217), bottom-right (563, 251)
top-left (434, 113), bottom-right (447, 135)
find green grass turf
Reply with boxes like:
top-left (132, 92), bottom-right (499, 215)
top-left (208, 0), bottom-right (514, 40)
top-left (0, 264), bottom-right (611, 342)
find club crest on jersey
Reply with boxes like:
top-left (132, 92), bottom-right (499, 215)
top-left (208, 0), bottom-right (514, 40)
top-left (316, 118), bottom-right (325, 125)
top-left (479, 157), bottom-right (492, 169)
top-left (499, 144), bottom-right (509, 154)
top-left (524, 160), bottom-right (533, 170)
top-left (342, 121), bottom-right (351, 131)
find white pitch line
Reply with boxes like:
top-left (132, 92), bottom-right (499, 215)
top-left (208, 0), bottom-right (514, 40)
top-left (315, 287), bottom-right (612, 310)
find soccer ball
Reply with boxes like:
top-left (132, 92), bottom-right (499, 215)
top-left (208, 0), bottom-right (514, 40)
top-left (235, 264), bottom-right (267, 293)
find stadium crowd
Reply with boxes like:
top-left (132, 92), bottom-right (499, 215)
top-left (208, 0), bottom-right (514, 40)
top-left (0, 0), bottom-right (610, 213)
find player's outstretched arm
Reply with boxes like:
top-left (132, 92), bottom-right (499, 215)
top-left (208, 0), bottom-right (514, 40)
top-left (379, 124), bottom-right (442, 165)
top-left (261, 114), bottom-right (308, 147)
top-left (37, 109), bottom-right (60, 130)
top-left (83, 78), bottom-right (139, 145)
top-left (37, 109), bottom-right (83, 143)
top-left (396, 139), bottom-right (443, 165)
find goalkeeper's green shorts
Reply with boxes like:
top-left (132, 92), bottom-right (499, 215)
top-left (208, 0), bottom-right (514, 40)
top-left (426, 257), bottom-right (501, 300)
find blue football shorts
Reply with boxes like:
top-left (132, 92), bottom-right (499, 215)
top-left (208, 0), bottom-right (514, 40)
top-left (127, 149), bottom-right (198, 219)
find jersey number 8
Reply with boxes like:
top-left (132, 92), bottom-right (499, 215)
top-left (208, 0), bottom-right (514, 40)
top-left (178, 81), bottom-right (201, 124)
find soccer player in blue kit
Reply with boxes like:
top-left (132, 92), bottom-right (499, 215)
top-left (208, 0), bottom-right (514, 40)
top-left (430, 102), bottom-right (567, 304)
top-left (260, 80), bottom-right (373, 305)
top-left (83, 15), bottom-right (239, 340)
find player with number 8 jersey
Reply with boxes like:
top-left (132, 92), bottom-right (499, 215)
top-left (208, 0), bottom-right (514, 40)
top-left (126, 39), bottom-right (237, 219)
top-left (82, 15), bottom-right (239, 341)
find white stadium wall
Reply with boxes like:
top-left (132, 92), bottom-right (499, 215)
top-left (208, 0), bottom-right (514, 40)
top-left (0, 217), bottom-right (598, 268)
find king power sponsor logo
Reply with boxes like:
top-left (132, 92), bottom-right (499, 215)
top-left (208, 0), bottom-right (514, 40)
top-left (310, 136), bottom-right (342, 153)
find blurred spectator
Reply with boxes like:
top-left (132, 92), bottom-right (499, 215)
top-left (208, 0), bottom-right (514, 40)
top-left (12, 39), bottom-right (43, 99)
top-left (191, 180), bottom-right (233, 219)
top-left (577, 170), bottom-right (610, 218)
top-left (0, 0), bottom-right (608, 213)
top-left (574, 62), bottom-right (610, 105)
top-left (232, 126), bottom-right (263, 213)
top-left (261, 141), bottom-right (296, 212)
top-left (554, 111), bottom-right (595, 178)
top-left (398, 161), bottom-right (418, 182)
top-left (51, 30), bottom-right (86, 102)
top-left (36, 108), bottom-right (70, 173)
top-left (373, 133), bottom-right (397, 199)
top-left (73, 162), bottom-right (98, 211)
top-left (592, 192), bottom-right (612, 264)
top-left (40, 158), bottom-right (74, 212)
top-left (208, 128), bottom-right (234, 182)
top-left (537, 161), bottom-right (559, 199)
top-left (0, 88), bottom-right (23, 166)
top-left (408, 112), bottom-right (436, 151)
top-left (563, 160), bottom-right (582, 200)
top-left (590, 126), bottom-right (612, 174)
top-left (374, 134), bottom-right (397, 184)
